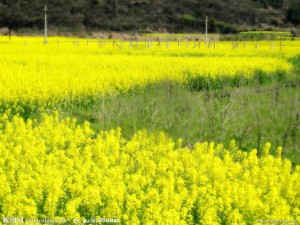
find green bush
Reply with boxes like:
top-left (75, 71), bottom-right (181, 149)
top-left (180, 14), bottom-right (197, 24)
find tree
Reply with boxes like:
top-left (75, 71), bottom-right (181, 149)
top-left (46, 0), bottom-right (85, 29)
top-left (0, 0), bottom-right (23, 39)
top-left (254, 0), bottom-right (284, 8)
top-left (0, 0), bottom-right (43, 39)
top-left (287, 3), bottom-right (300, 25)
top-left (83, 0), bottom-right (106, 28)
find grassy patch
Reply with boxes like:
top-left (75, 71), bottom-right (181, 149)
top-left (184, 69), bottom-right (288, 91)
top-left (66, 80), bottom-right (300, 165)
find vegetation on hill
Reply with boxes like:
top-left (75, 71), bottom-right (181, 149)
top-left (0, 0), bottom-right (299, 34)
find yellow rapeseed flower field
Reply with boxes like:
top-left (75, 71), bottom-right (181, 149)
top-left (0, 37), bottom-right (299, 224)
top-left (0, 37), bottom-right (296, 114)
top-left (0, 112), bottom-right (299, 224)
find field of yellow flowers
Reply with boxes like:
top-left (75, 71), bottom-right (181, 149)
top-left (0, 37), bottom-right (299, 224)
top-left (0, 37), bottom-right (296, 115)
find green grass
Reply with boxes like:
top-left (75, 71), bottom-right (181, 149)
top-left (142, 33), bottom-right (220, 40)
top-left (240, 31), bottom-right (291, 36)
top-left (66, 78), bottom-right (300, 165)
top-left (238, 31), bottom-right (293, 41)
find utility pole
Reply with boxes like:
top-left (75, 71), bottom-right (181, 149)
top-left (205, 16), bottom-right (208, 44)
top-left (44, 5), bottom-right (48, 44)
top-left (8, 19), bottom-right (11, 40)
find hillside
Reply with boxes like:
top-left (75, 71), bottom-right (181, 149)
top-left (0, 0), bottom-right (299, 34)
